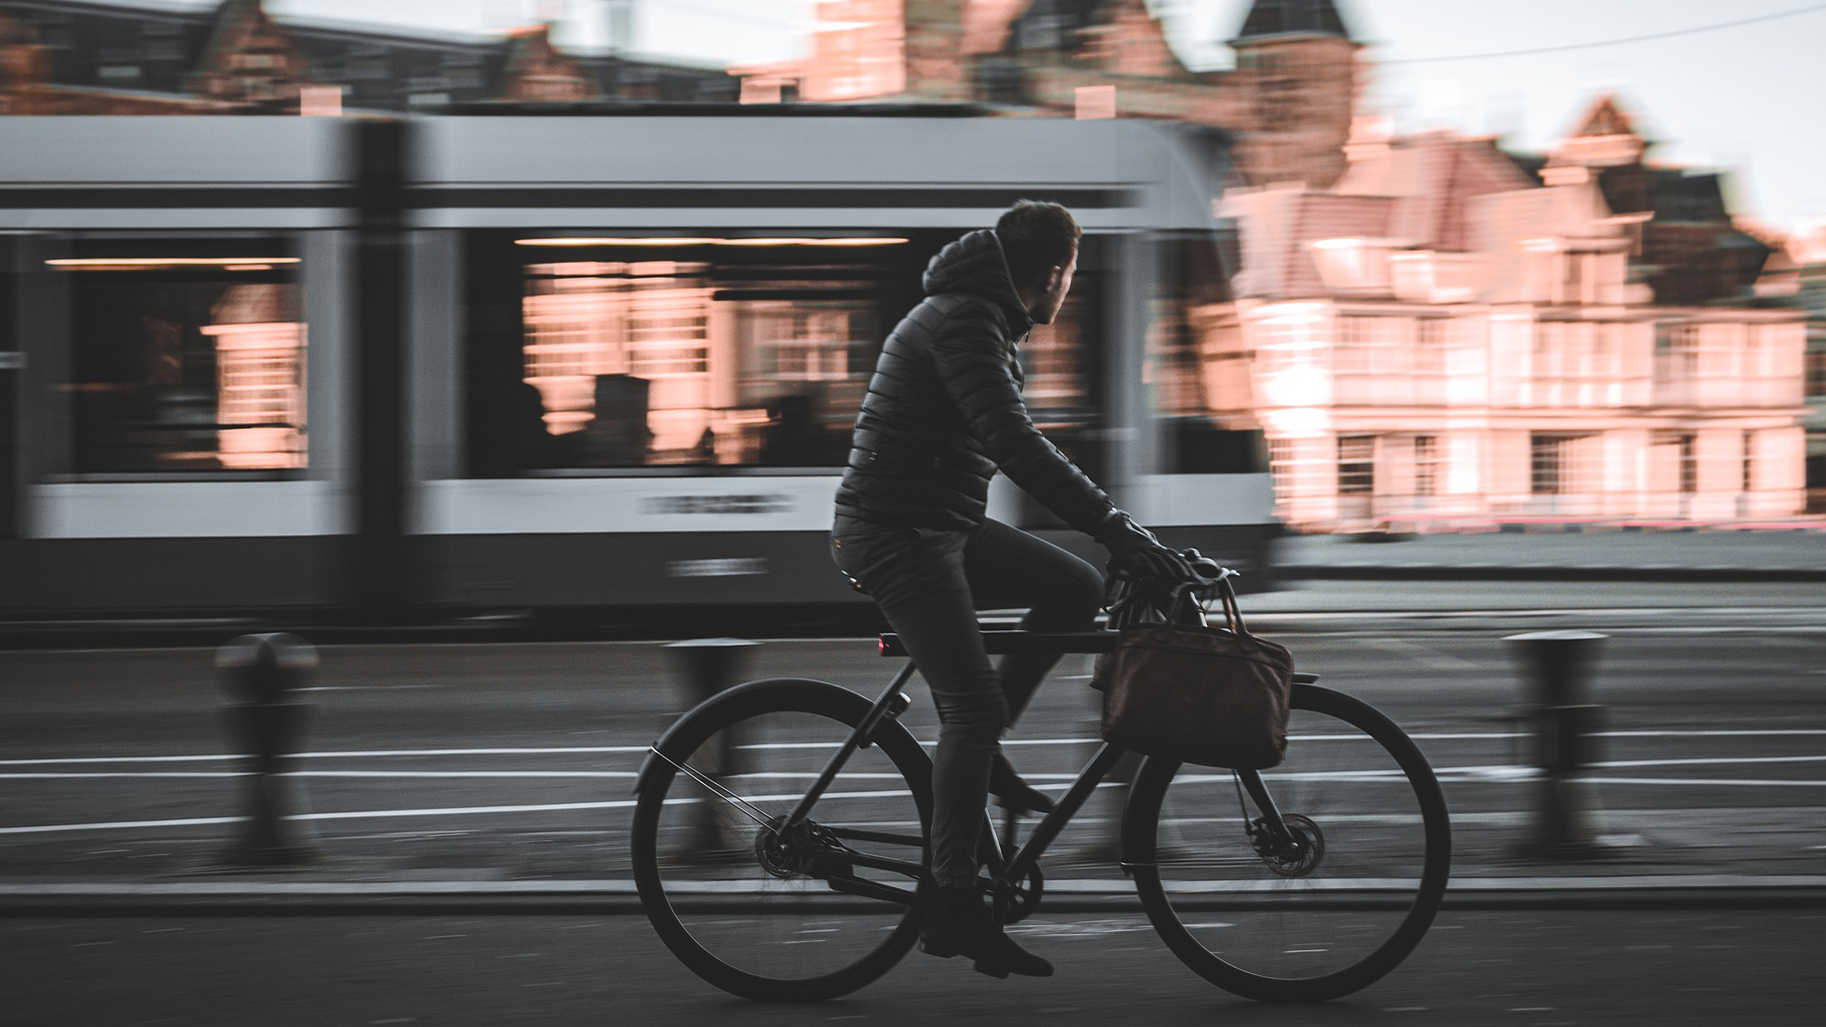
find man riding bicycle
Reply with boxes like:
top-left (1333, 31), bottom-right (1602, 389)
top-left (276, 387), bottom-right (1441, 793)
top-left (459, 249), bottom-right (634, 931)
top-left (831, 200), bottom-right (1193, 979)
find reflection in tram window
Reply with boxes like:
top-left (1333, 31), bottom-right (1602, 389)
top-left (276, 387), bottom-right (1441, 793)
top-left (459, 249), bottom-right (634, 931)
top-left (518, 257), bottom-right (872, 468)
top-left (468, 235), bottom-right (885, 473)
top-left (53, 242), bottom-right (306, 474)
top-left (464, 232), bottom-right (1110, 477)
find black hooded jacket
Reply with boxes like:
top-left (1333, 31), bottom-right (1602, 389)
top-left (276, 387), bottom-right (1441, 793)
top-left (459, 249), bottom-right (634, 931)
top-left (834, 229), bottom-right (1118, 535)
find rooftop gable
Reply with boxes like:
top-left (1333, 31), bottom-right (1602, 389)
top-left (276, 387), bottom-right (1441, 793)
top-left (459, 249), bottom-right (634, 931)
top-left (1234, 0), bottom-right (1352, 42)
top-left (1334, 133), bottom-right (1538, 252)
top-left (1569, 93), bottom-right (1642, 141)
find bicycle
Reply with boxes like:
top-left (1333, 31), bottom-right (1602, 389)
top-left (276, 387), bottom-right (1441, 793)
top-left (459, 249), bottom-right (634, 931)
top-left (631, 564), bottom-right (1452, 1003)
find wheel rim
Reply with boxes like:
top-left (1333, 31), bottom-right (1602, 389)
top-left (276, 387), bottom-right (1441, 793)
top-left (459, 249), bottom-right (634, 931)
top-left (635, 701), bottom-right (929, 998)
top-left (1138, 689), bottom-right (1449, 999)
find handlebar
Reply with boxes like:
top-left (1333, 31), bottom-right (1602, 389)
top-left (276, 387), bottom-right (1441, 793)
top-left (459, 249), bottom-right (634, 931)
top-left (1104, 547), bottom-right (1237, 605)
top-left (1102, 548), bottom-right (1244, 630)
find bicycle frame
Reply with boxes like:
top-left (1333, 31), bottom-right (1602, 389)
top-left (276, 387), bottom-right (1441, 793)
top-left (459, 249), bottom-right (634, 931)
top-left (978, 738), bottom-right (1130, 888)
top-left (774, 629), bottom-right (1315, 906)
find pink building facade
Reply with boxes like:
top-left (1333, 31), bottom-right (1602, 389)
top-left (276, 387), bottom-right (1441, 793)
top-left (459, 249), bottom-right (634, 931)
top-left (1211, 101), bottom-right (1808, 531)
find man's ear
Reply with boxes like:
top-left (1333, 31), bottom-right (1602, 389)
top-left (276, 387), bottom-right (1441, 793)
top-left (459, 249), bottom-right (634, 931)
top-left (1044, 264), bottom-right (1065, 292)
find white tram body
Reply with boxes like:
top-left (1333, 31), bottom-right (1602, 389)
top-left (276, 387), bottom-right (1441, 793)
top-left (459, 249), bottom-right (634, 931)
top-left (0, 112), bottom-right (1277, 618)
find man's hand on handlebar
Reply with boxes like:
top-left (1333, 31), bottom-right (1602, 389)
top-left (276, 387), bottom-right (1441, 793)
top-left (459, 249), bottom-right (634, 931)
top-left (1096, 510), bottom-right (1236, 601)
top-left (1096, 511), bottom-right (1202, 590)
top-left (1097, 511), bottom-right (1189, 579)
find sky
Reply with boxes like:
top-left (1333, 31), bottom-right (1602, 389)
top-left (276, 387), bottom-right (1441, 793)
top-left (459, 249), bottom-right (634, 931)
top-left (142, 0), bottom-right (1826, 235)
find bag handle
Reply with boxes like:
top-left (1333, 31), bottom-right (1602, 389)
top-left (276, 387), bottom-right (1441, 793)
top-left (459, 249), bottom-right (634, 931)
top-left (1216, 575), bottom-right (1251, 637)
top-left (1109, 557), bottom-right (1253, 637)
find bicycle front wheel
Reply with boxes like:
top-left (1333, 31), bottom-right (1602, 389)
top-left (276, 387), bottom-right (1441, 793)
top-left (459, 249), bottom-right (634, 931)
top-left (1127, 683), bottom-right (1451, 1003)
top-left (631, 678), bottom-right (932, 1002)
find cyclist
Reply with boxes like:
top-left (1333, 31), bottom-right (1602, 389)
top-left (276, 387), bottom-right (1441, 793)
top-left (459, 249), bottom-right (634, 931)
top-left (831, 200), bottom-right (1192, 978)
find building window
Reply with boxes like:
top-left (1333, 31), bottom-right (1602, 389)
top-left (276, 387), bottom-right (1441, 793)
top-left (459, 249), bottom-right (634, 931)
top-left (1338, 435), bottom-right (1375, 495)
top-left (1414, 434), bottom-right (1439, 497)
top-left (1560, 252), bottom-right (1583, 305)
top-left (1743, 431), bottom-right (1756, 494)
top-left (1679, 433), bottom-right (1698, 494)
top-left (1531, 433), bottom-right (1596, 495)
top-left (1335, 315), bottom-right (1404, 374)
top-left (1415, 319), bottom-right (1450, 374)
top-left (1656, 322), bottom-right (1701, 377)
top-left (1268, 437), bottom-right (1294, 503)
top-left (1806, 338), bottom-right (1826, 399)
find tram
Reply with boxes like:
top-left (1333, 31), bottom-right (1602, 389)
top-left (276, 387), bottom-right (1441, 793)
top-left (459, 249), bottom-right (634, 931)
top-left (0, 109), bottom-right (1278, 619)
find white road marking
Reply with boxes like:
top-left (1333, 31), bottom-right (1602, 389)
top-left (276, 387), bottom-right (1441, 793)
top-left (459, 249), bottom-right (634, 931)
top-left (1590, 755), bottom-right (1826, 769)
top-left (0, 800), bottom-right (645, 835)
top-left (1581, 777), bottom-right (1826, 788)
top-left (5, 729), bottom-right (1825, 767)
top-left (1364, 638), bottom-right (1482, 671)
top-left (0, 770), bottom-right (645, 780)
top-left (0, 785), bottom-right (930, 836)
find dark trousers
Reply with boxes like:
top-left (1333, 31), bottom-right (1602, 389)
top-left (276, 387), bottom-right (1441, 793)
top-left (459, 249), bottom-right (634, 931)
top-left (832, 515), bottom-right (1103, 887)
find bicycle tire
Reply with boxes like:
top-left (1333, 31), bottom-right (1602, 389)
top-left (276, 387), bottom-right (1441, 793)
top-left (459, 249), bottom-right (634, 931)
top-left (1125, 683), bottom-right (1451, 1003)
top-left (631, 677), bottom-right (933, 1002)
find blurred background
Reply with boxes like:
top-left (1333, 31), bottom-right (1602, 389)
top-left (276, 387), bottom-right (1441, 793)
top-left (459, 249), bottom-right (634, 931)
top-left (1, 5), bottom-right (1822, 1023)
top-left (0, 0), bottom-right (1822, 628)
top-left (0, 0), bottom-right (1823, 627)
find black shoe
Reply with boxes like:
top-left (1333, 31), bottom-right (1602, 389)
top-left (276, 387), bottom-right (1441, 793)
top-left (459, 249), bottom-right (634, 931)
top-left (918, 886), bottom-right (1054, 978)
top-left (989, 752), bottom-right (1054, 815)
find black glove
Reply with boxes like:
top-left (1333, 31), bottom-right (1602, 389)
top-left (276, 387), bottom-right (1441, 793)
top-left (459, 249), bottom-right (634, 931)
top-left (1097, 512), bottom-right (1196, 587)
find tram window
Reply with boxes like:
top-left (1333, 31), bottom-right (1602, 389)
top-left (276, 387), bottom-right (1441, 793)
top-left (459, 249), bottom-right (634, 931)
top-left (1171, 421), bottom-right (1268, 474)
top-left (465, 231), bottom-right (937, 474)
top-left (1150, 231), bottom-right (1258, 473)
top-left (465, 230), bottom-right (1108, 477)
top-left (55, 238), bottom-right (306, 475)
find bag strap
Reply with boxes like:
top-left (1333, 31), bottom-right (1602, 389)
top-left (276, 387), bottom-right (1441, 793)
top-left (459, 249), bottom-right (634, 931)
top-left (1216, 575), bottom-right (1250, 637)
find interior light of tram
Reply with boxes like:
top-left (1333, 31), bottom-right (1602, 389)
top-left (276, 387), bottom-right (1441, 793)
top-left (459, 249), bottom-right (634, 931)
top-left (46, 257), bottom-right (301, 270)
top-left (512, 237), bottom-right (909, 248)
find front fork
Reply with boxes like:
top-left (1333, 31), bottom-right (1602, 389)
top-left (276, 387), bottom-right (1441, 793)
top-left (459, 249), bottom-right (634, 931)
top-left (1238, 768), bottom-right (1297, 850)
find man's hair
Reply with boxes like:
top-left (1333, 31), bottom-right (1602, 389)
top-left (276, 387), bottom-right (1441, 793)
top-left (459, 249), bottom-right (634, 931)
top-left (995, 200), bottom-right (1080, 290)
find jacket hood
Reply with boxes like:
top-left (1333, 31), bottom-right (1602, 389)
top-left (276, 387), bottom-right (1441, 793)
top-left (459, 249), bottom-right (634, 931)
top-left (921, 229), bottom-right (1034, 336)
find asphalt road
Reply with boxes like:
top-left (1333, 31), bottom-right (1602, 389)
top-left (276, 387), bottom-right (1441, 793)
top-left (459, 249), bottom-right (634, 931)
top-left (2, 581), bottom-right (1823, 884)
top-left (3, 582), bottom-right (1823, 1026)
top-left (5, 908), bottom-right (1820, 1027)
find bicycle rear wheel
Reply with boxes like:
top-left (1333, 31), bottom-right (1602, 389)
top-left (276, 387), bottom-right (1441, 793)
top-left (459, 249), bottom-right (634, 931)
top-left (1127, 683), bottom-right (1450, 1002)
top-left (631, 679), bottom-right (932, 1002)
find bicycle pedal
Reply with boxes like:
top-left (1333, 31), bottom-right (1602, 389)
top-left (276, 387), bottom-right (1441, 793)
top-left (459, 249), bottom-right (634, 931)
top-left (971, 960), bottom-right (1011, 980)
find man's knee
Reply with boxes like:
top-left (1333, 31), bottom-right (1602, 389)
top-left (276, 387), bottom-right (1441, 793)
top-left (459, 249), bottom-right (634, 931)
top-left (1032, 557), bottom-right (1103, 628)
top-left (1064, 557), bottom-right (1104, 618)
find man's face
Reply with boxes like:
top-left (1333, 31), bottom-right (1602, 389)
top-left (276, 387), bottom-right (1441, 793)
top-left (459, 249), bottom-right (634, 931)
top-left (1032, 248), bottom-right (1077, 325)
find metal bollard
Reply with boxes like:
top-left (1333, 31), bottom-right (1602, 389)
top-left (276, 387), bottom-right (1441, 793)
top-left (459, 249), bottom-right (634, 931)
top-left (663, 638), bottom-right (757, 851)
top-left (1504, 630), bottom-right (1610, 859)
top-left (217, 633), bottom-right (324, 865)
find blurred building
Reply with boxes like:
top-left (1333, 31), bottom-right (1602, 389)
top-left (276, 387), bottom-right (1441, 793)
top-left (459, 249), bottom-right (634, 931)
top-left (737, 0), bottom-right (1361, 189)
top-left (0, 0), bottom-right (736, 115)
top-left (1781, 227), bottom-right (1826, 509)
top-left (1206, 96), bottom-right (1809, 530)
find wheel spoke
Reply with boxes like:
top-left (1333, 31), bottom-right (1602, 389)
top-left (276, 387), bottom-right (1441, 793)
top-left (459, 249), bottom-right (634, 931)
top-left (648, 745), bottom-right (778, 830)
top-left (631, 683), bottom-right (931, 1002)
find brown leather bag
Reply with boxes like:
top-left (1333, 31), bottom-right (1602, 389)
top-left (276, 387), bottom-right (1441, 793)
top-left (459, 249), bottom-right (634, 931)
top-left (1095, 575), bottom-right (1293, 770)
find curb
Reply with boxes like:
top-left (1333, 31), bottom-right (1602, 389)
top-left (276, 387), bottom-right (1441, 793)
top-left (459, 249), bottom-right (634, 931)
top-left (1283, 564), bottom-right (1826, 584)
top-left (6, 876), bottom-right (1825, 916)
